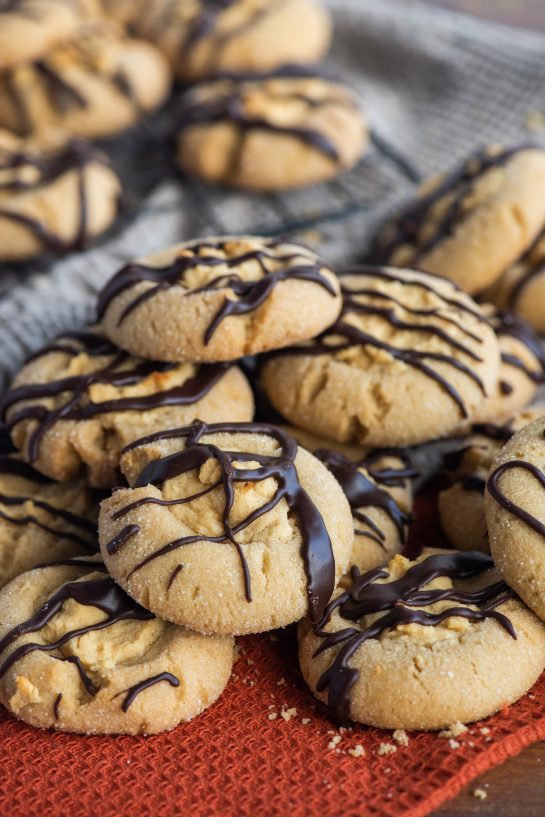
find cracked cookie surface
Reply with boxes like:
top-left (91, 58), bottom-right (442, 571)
top-left (2, 331), bottom-right (254, 487)
top-left (99, 422), bottom-right (353, 635)
top-left (261, 266), bottom-right (500, 447)
top-left (0, 557), bottom-right (234, 734)
top-left (97, 236), bottom-right (342, 362)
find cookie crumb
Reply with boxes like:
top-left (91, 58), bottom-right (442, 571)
top-left (281, 707), bottom-right (297, 722)
top-left (377, 743), bottom-right (397, 757)
top-left (393, 729), bottom-right (409, 747)
top-left (348, 744), bottom-right (366, 758)
top-left (328, 735), bottom-right (342, 750)
top-left (301, 718), bottom-right (311, 725)
top-left (473, 788), bottom-right (487, 800)
top-left (448, 739), bottom-right (461, 750)
top-left (247, 658), bottom-right (254, 666)
top-left (276, 677), bottom-right (286, 687)
top-left (439, 722), bottom-right (468, 739)
top-left (268, 712), bottom-right (278, 721)
top-left (479, 727), bottom-right (490, 736)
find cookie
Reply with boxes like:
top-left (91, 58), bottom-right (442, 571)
top-left (0, 129), bottom-right (122, 261)
top-left (299, 549), bottom-right (545, 729)
top-left (0, 450), bottom-right (98, 587)
top-left (0, 0), bottom-right (99, 70)
top-left (440, 406), bottom-right (545, 553)
top-left (98, 421), bottom-right (354, 635)
top-left (2, 331), bottom-right (254, 488)
top-left (0, 21), bottom-right (172, 138)
top-left (261, 266), bottom-right (500, 448)
top-left (0, 557), bottom-right (234, 734)
top-left (97, 236), bottom-right (342, 363)
top-left (285, 425), bottom-right (416, 571)
top-left (484, 228), bottom-right (545, 333)
top-left (132, 0), bottom-right (331, 82)
top-left (371, 146), bottom-right (545, 294)
top-left (486, 416), bottom-right (545, 622)
top-left (175, 70), bottom-right (367, 191)
top-left (469, 307), bottom-right (545, 427)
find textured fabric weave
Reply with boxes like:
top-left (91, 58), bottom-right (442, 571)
top-left (2, 3), bottom-right (545, 815)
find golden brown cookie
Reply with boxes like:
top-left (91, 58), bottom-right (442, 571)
top-left (99, 421), bottom-right (354, 635)
top-left (299, 549), bottom-right (545, 729)
top-left (176, 71), bottom-right (367, 191)
top-left (285, 425), bottom-right (416, 571)
top-left (132, 0), bottom-right (332, 82)
top-left (0, 0), bottom-right (100, 70)
top-left (261, 266), bottom-right (500, 447)
top-left (440, 405), bottom-right (545, 553)
top-left (0, 557), bottom-right (234, 734)
top-left (97, 236), bottom-right (342, 363)
top-left (372, 146), bottom-right (545, 294)
top-left (484, 228), bottom-right (545, 333)
top-left (486, 417), bottom-right (545, 622)
top-left (0, 129), bottom-right (122, 261)
top-left (0, 21), bottom-right (172, 138)
top-left (0, 449), bottom-right (98, 588)
top-left (2, 331), bottom-right (254, 488)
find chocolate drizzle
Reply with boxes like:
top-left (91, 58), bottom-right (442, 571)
top-left (274, 266), bottom-right (489, 420)
top-left (312, 551), bottom-right (516, 723)
top-left (109, 421), bottom-right (335, 620)
top-left (507, 227), bottom-right (545, 310)
top-left (97, 239), bottom-right (337, 344)
top-left (1, 332), bottom-right (231, 463)
top-left (0, 573), bottom-right (154, 681)
top-left (314, 448), bottom-right (411, 547)
top-left (487, 459), bottom-right (545, 538)
top-left (494, 309), bottom-right (545, 384)
top-left (116, 672), bottom-right (180, 712)
top-left (55, 655), bottom-right (99, 696)
top-left (372, 145), bottom-right (535, 263)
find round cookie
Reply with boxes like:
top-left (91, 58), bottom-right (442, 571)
top-left (299, 549), bottom-right (545, 729)
top-left (440, 406), bottom-right (545, 553)
top-left (0, 558), bottom-right (234, 734)
top-left (469, 307), bottom-right (545, 427)
top-left (0, 129), bottom-right (122, 261)
top-left (97, 236), bottom-right (342, 363)
top-left (0, 450), bottom-right (98, 588)
top-left (2, 331), bottom-right (254, 488)
top-left (0, 21), bottom-right (172, 139)
top-left (285, 425), bottom-right (416, 571)
top-left (486, 416), bottom-right (545, 622)
top-left (99, 421), bottom-right (354, 635)
top-left (261, 265), bottom-right (500, 448)
top-left (132, 0), bottom-right (331, 82)
top-left (0, 0), bottom-right (99, 70)
top-left (176, 71), bottom-right (367, 191)
top-left (484, 228), bottom-right (545, 333)
top-left (371, 145), bottom-right (545, 294)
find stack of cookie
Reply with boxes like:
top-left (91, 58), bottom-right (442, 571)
top-left (0, 0), bottom-right (172, 262)
top-left (1, 235), bottom-right (545, 736)
top-left (372, 144), bottom-right (545, 332)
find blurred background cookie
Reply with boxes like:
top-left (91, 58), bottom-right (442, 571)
top-left (176, 71), bottom-right (367, 191)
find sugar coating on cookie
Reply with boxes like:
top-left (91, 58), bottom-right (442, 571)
top-left (0, 129), bottom-right (122, 261)
top-left (97, 236), bottom-right (343, 362)
top-left (0, 449), bottom-right (98, 587)
top-left (285, 425), bottom-right (416, 571)
top-left (261, 265), bottom-right (500, 447)
top-left (298, 549), bottom-right (545, 729)
top-left (99, 421), bottom-right (353, 635)
top-left (176, 71), bottom-right (367, 191)
top-left (0, 558), bottom-right (234, 734)
top-left (0, 0), bottom-right (99, 69)
top-left (129, 0), bottom-right (332, 81)
top-left (486, 416), bottom-right (545, 622)
top-left (0, 21), bottom-right (172, 138)
top-left (2, 331), bottom-right (254, 487)
top-left (372, 146), bottom-right (545, 294)
top-left (485, 228), bottom-right (545, 333)
top-left (468, 307), bottom-right (545, 427)
top-left (440, 406), bottom-right (545, 554)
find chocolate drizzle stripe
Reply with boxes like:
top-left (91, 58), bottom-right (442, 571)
top-left (53, 692), bottom-right (62, 720)
top-left (167, 563), bottom-right (184, 591)
top-left (115, 672), bottom-right (180, 713)
top-left (112, 421), bottom-right (335, 620)
top-left (55, 655), bottom-right (99, 696)
top-left (487, 459), bottom-right (545, 538)
top-left (311, 552), bottom-right (516, 723)
top-left (0, 455), bottom-right (53, 483)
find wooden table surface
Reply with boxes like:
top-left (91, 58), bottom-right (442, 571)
top-left (413, 5), bottom-right (545, 817)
